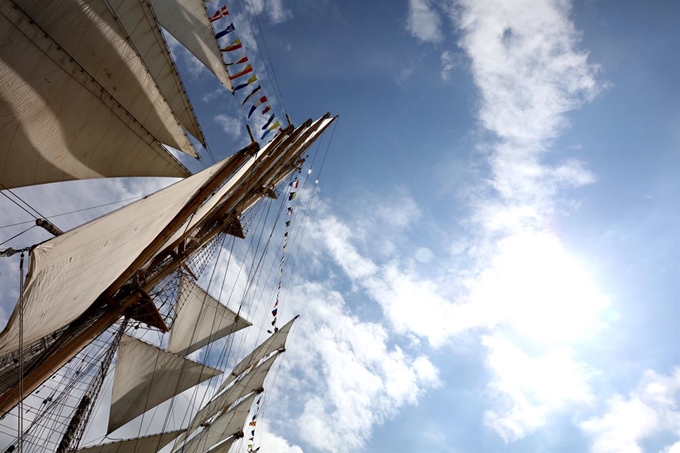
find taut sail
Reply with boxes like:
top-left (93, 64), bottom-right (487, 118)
top-left (108, 335), bottom-right (222, 434)
top-left (174, 392), bottom-right (256, 453)
top-left (0, 151), bottom-right (246, 355)
top-left (219, 316), bottom-right (298, 392)
top-left (0, 0), bottom-right (204, 189)
top-left (105, 0), bottom-right (205, 144)
top-left (180, 351), bottom-right (282, 443)
top-left (168, 278), bottom-right (251, 357)
top-left (76, 429), bottom-right (185, 453)
top-left (149, 0), bottom-right (234, 91)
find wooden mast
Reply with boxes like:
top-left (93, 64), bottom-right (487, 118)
top-left (0, 115), bottom-right (336, 415)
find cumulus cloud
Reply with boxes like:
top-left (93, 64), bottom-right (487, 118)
top-left (581, 368), bottom-right (680, 453)
top-left (274, 282), bottom-right (440, 453)
top-left (483, 333), bottom-right (593, 442)
top-left (406, 0), bottom-right (443, 43)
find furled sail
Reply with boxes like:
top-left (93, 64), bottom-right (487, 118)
top-left (77, 429), bottom-right (185, 453)
top-left (149, 0), bottom-right (233, 91)
top-left (175, 392), bottom-right (256, 453)
top-left (218, 316), bottom-right (298, 392)
top-left (108, 335), bottom-right (222, 434)
top-left (168, 278), bottom-right (251, 357)
top-left (105, 0), bottom-right (205, 144)
top-left (0, 0), bottom-right (191, 188)
top-left (182, 351), bottom-right (281, 441)
top-left (0, 154), bottom-right (244, 355)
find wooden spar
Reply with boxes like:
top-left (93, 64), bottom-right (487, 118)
top-left (0, 298), bottom-right (138, 414)
top-left (0, 116), bottom-right (336, 413)
top-left (103, 143), bottom-right (258, 299)
top-left (0, 143), bottom-right (257, 413)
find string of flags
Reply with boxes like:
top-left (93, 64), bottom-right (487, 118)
top-left (267, 178), bottom-right (299, 335)
top-left (246, 394), bottom-right (262, 453)
top-left (210, 6), bottom-right (283, 142)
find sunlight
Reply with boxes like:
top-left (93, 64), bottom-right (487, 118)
top-left (472, 232), bottom-right (610, 343)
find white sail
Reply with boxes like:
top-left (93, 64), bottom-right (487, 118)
top-left (204, 438), bottom-right (237, 453)
top-left (0, 1), bottom-right (190, 189)
top-left (108, 335), bottom-right (222, 434)
top-left (218, 316), bottom-right (298, 393)
top-left (168, 278), bottom-right (251, 357)
top-left (0, 156), bottom-right (235, 355)
top-left (176, 392), bottom-right (256, 453)
top-left (182, 351), bottom-right (280, 441)
top-left (106, 0), bottom-right (205, 144)
top-left (77, 429), bottom-right (185, 453)
top-left (10, 0), bottom-right (197, 157)
top-left (150, 0), bottom-right (233, 91)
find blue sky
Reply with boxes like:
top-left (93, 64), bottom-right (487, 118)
top-left (0, 0), bottom-right (678, 452)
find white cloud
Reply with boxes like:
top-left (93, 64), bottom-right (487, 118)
top-left (406, 0), bottom-right (443, 43)
top-left (581, 368), bottom-right (680, 453)
top-left (483, 333), bottom-right (593, 442)
top-left (214, 114), bottom-right (242, 139)
top-left (448, 0), bottom-right (604, 235)
top-left (273, 281), bottom-right (440, 453)
top-left (440, 50), bottom-right (459, 80)
top-left (246, 0), bottom-right (292, 24)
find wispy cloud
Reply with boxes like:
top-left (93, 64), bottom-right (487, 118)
top-left (246, 0), bottom-right (293, 24)
top-left (440, 0), bottom-right (607, 439)
top-left (440, 50), bottom-right (460, 81)
top-left (581, 368), bottom-right (680, 453)
top-left (406, 0), bottom-right (443, 43)
top-left (214, 114), bottom-right (242, 139)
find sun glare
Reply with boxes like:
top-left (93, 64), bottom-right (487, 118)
top-left (472, 232), bottom-right (610, 343)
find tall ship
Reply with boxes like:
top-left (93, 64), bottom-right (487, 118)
top-left (0, 0), bottom-right (336, 452)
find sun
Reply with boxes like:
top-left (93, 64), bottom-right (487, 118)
top-left (472, 232), bottom-right (610, 344)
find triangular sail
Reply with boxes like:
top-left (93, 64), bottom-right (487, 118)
top-left (181, 351), bottom-right (281, 442)
top-left (77, 429), bottom-right (185, 453)
top-left (108, 335), bottom-right (222, 434)
top-left (105, 0), bottom-right (205, 144)
top-left (204, 438), bottom-right (237, 453)
top-left (175, 392), bottom-right (256, 453)
top-left (217, 317), bottom-right (298, 393)
top-left (0, 154), bottom-right (241, 355)
top-left (0, 0), bottom-right (190, 188)
top-left (168, 278), bottom-right (251, 357)
top-left (150, 0), bottom-right (233, 91)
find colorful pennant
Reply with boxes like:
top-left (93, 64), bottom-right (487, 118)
top-left (227, 55), bottom-right (249, 67)
top-left (215, 23), bottom-right (235, 40)
top-left (248, 96), bottom-right (268, 118)
top-left (229, 64), bottom-right (253, 80)
top-left (242, 86), bottom-right (262, 105)
top-left (234, 75), bottom-right (258, 91)
top-left (209, 6), bottom-right (229, 22)
top-left (220, 38), bottom-right (242, 52)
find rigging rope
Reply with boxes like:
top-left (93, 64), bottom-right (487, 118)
top-left (235, 0), bottom-right (288, 120)
top-left (0, 226), bottom-right (36, 248)
top-left (0, 196), bottom-right (145, 230)
top-left (18, 252), bottom-right (24, 453)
